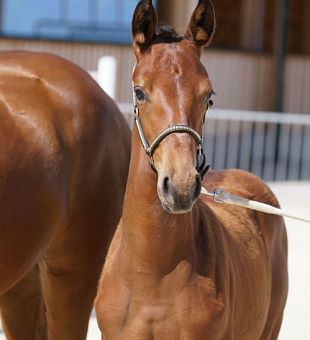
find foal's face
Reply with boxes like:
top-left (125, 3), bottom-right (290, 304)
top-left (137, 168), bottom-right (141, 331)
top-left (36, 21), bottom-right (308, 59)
top-left (133, 41), bottom-right (213, 213)
top-left (132, 0), bottom-right (215, 214)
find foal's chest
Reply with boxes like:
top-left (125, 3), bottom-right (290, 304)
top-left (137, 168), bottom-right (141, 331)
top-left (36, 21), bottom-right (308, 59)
top-left (100, 270), bottom-right (227, 340)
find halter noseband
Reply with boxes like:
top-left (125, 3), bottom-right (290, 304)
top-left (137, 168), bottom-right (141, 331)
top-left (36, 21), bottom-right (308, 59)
top-left (133, 93), bottom-right (210, 180)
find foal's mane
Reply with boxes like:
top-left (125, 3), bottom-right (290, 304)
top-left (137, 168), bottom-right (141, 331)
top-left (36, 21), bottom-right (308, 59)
top-left (154, 23), bottom-right (184, 43)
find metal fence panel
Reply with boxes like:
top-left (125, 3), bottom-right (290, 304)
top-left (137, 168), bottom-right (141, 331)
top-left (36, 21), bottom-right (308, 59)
top-left (119, 104), bottom-right (310, 181)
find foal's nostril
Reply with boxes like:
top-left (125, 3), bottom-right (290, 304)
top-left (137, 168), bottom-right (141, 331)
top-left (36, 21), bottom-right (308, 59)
top-left (163, 176), bottom-right (170, 194)
top-left (194, 174), bottom-right (202, 199)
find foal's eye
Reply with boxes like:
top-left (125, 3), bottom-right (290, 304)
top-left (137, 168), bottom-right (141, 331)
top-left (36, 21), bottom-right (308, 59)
top-left (134, 87), bottom-right (147, 102)
top-left (204, 90), bottom-right (215, 108)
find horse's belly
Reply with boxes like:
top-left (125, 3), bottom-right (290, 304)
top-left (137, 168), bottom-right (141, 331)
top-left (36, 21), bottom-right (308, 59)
top-left (0, 216), bottom-right (59, 295)
top-left (0, 175), bottom-right (66, 295)
top-left (0, 238), bottom-right (43, 294)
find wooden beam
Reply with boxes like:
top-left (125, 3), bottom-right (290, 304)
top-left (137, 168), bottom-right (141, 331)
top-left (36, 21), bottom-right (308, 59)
top-left (157, 0), bottom-right (196, 32)
top-left (302, 0), bottom-right (310, 54)
top-left (240, 0), bottom-right (265, 51)
top-left (274, 0), bottom-right (290, 112)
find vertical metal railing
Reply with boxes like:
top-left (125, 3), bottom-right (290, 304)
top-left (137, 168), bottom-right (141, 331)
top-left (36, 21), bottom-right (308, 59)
top-left (204, 110), bottom-right (310, 181)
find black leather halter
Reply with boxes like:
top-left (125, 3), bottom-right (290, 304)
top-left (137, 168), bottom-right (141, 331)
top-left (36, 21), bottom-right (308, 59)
top-left (133, 94), bottom-right (210, 180)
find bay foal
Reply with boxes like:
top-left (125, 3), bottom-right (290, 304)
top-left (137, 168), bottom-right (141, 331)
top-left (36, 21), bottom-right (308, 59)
top-left (96, 1), bottom-right (288, 339)
top-left (0, 51), bottom-right (130, 339)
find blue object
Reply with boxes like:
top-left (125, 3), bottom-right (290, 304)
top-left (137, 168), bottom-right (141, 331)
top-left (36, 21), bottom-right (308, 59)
top-left (0, 0), bottom-right (156, 44)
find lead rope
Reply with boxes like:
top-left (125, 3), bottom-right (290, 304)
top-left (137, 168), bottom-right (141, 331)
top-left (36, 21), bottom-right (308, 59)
top-left (201, 187), bottom-right (310, 224)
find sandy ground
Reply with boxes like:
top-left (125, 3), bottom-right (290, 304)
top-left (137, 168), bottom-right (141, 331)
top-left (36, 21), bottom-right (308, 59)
top-left (1, 182), bottom-right (310, 339)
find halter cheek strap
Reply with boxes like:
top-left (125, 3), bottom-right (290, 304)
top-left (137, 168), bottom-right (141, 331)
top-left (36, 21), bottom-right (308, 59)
top-left (133, 96), bottom-right (210, 180)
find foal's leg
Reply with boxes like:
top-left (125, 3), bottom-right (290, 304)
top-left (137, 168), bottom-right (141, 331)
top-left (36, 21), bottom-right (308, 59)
top-left (0, 265), bottom-right (47, 340)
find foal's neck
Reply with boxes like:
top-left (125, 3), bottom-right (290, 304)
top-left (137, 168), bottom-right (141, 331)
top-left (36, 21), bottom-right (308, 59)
top-left (121, 129), bottom-right (197, 277)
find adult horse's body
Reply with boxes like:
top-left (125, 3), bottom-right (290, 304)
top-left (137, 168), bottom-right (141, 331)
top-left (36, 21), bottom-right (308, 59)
top-left (96, 1), bottom-right (288, 339)
top-left (0, 51), bottom-right (131, 339)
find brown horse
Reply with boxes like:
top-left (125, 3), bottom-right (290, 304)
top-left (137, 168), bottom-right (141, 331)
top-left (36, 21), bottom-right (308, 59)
top-left (0, 51), bottom-right (130, 339)
top-left (95, 1), bottom-right (288, 339)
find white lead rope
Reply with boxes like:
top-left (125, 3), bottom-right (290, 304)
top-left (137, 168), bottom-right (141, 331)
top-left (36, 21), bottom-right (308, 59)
top-left (201, 187), bottom-right (310, 224)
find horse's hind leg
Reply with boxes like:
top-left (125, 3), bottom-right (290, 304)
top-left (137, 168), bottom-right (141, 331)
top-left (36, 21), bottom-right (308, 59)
top-left (40, 221), bottom-right (112, 340)
top-left (40, 259), bottom-right (93, 339)
top-left (40, 251), bottom-right (106, 340)
top-left (0, 265), bottom-right (47, 340)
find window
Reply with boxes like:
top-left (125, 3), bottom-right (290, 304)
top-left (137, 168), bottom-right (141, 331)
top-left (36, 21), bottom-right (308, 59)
top-left (0, 0), bottom-right (155, 44)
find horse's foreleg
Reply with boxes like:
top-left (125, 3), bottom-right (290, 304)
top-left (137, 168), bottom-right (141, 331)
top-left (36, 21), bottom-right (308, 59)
top-left (0, 264), bottom-right (47, 340)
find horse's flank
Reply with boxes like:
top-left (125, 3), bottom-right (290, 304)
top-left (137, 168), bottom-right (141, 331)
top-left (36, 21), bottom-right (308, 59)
top-left (0, 50), bottom-right (131, 339)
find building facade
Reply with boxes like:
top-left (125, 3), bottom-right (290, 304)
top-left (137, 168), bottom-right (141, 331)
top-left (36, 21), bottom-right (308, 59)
top-left (0, 0), bottom-right (309, 113)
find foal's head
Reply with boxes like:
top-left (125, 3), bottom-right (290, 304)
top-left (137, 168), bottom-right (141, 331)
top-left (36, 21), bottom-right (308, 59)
top-left (132, 0), bottom-right (215, 214)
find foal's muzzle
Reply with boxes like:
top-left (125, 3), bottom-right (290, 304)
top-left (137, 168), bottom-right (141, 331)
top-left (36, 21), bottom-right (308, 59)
top-left (159, 172), bottom-right (202, 214)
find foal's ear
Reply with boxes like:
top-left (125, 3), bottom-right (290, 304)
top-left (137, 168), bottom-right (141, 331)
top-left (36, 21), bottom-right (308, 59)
top-left (132, 0), bottom-right (158, 59)
top-left (185, 0), bottom-right (216, 52)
